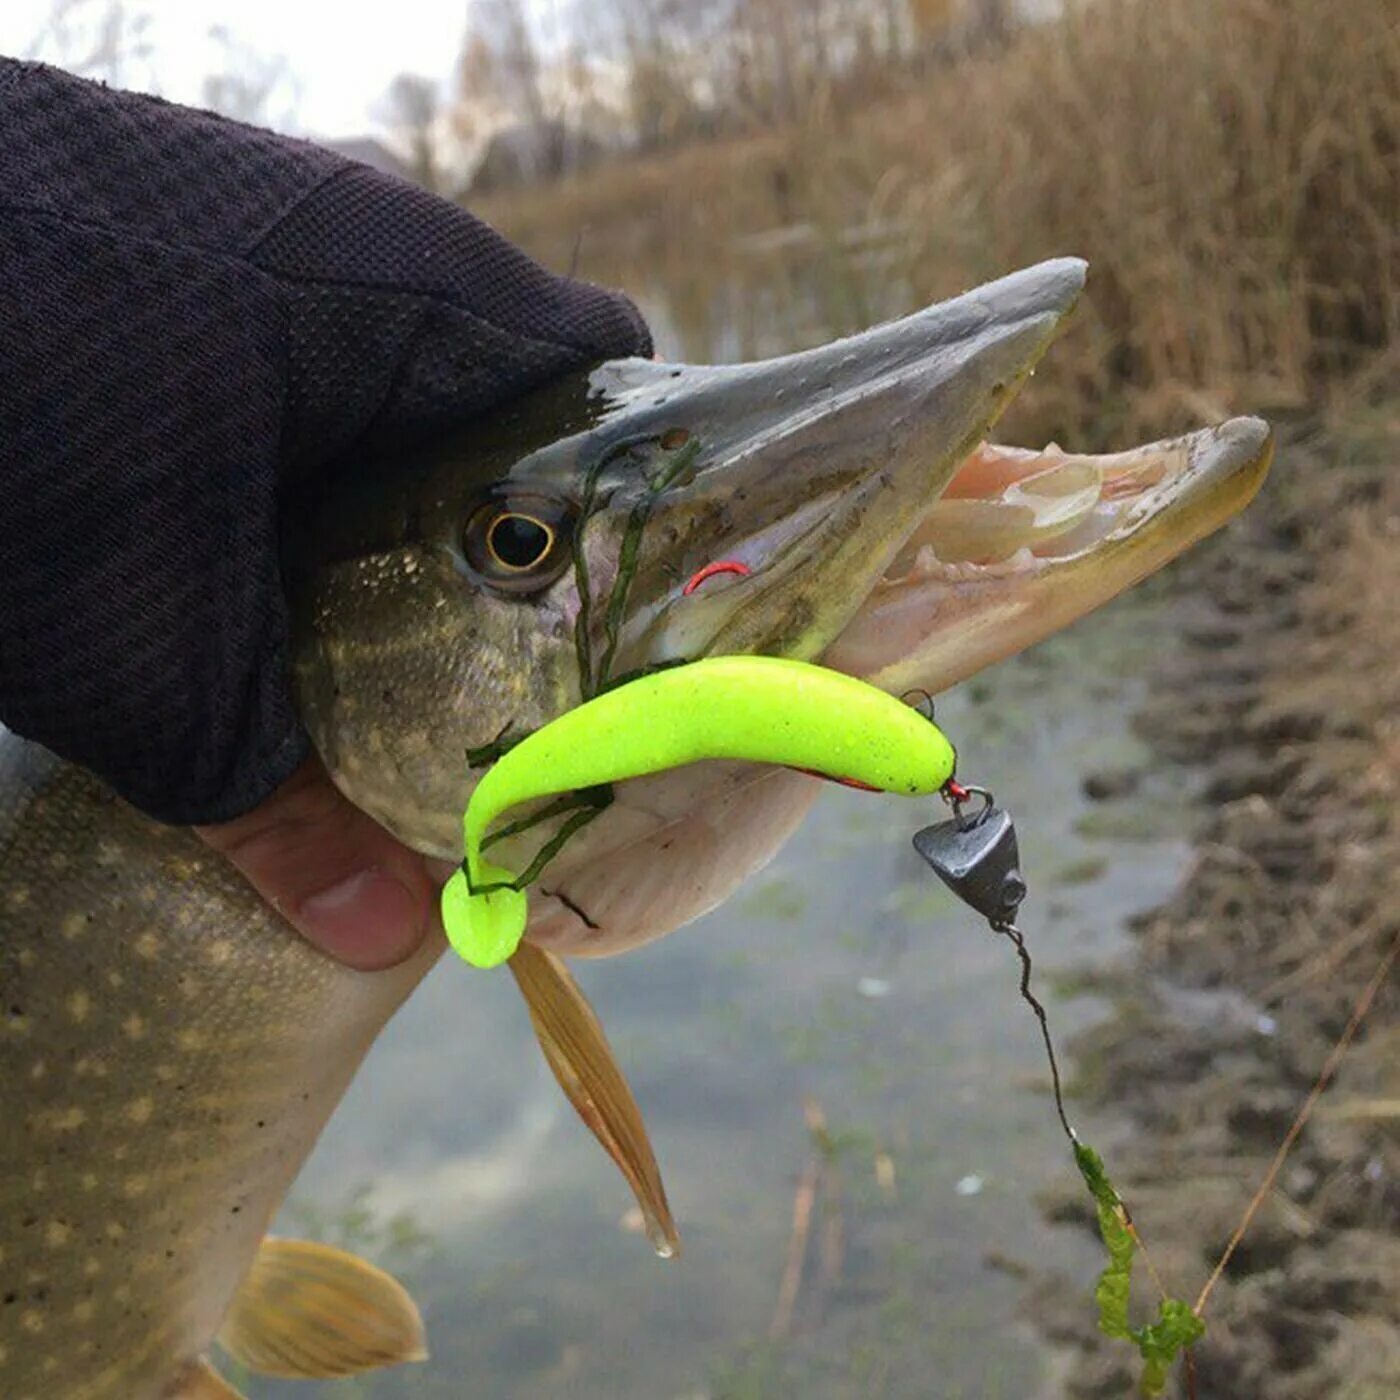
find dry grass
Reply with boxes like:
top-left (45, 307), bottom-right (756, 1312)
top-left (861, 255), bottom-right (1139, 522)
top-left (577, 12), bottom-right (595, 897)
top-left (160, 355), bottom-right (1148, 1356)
top-left (477, 0), bottom-right (1400, 449)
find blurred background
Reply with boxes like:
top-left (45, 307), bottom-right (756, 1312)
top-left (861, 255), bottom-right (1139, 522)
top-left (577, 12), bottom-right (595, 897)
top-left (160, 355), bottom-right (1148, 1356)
top-left (7, 3), bottom-right (1397, 1397)
top-left (11, 0), bottom-right (1396, 447)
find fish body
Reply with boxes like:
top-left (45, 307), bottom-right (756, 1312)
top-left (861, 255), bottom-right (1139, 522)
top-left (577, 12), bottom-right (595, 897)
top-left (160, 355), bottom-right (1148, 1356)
top-left (1, 259), bottom-right (1272, 1395)
top-left (0, 745), bottom-right (437, 1397)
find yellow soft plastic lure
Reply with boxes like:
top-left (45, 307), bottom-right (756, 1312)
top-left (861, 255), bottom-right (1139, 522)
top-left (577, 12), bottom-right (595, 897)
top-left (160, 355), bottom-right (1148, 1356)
top-left (441, 656), bottom-right (957, 967)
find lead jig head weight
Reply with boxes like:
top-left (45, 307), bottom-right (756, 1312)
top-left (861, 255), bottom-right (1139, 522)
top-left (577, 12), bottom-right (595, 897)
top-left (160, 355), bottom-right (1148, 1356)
top-left (912, 783), bottom-right (1028, 929)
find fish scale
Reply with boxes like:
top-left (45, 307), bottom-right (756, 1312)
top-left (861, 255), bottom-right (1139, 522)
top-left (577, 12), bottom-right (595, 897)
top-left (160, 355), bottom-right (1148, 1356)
top-left (0, 734), bottom-right (433, 1398)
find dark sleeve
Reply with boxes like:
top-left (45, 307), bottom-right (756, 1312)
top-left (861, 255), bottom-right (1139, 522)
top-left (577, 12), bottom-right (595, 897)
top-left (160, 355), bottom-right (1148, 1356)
top-left (0, 59), bottom-right (651, 824)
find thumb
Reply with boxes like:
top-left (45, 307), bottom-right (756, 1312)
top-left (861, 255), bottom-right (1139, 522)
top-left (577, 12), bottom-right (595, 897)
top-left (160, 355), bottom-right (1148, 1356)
top-left (195, 757), bottom-right (444, 970)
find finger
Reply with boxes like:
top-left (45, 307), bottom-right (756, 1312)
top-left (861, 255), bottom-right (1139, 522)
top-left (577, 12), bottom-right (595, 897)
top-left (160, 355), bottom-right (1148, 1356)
top-left (195, 757), bottom-right (439, 970)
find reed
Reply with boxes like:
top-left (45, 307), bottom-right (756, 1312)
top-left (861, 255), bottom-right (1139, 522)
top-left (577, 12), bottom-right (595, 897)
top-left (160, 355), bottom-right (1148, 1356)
top-left (476, 0), bottom-right (1400, 448)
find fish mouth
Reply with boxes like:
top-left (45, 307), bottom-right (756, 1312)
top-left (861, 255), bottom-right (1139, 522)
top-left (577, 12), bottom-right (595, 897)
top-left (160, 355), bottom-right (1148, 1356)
top-left (486, 275), bottom-right (1271, 1253)
top-left (821, 415), bottom-right (1274, 691)
top-left (294, 257), bottom-right (1271, 955)
top-left (608, 257), bottom-right (1270, 701)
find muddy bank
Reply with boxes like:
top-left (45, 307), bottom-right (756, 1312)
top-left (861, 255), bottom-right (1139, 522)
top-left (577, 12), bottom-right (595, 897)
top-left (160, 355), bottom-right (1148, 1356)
top-left (1034, 415), bottom-right (1400, 1399)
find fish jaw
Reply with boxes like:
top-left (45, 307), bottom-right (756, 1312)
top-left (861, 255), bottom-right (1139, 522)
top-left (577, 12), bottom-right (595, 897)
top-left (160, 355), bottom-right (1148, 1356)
top-left (523, 759), bottom-right (823, 957)
top-left (824, 415), bottom-right (1275, 691)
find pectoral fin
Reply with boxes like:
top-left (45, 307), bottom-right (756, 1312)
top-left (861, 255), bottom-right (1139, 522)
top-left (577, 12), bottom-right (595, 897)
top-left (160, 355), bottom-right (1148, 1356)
top-left (217, 1237), bottom-right (427, 1379)
top-left (510, 939), bottom-right (680, 1258)
top-left (166, 1358), bottom-right (247, 1398)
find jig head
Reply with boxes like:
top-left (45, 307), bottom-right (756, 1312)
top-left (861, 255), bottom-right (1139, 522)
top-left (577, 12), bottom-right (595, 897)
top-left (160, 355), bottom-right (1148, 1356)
top-left (912, 782), bottom-right (1027, 928)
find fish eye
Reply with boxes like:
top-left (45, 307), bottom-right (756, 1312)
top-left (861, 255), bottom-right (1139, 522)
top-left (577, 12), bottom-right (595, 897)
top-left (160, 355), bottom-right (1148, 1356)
top-left (489, 513), bottom-right (552, 570)
top-left (463, 495), bottom-right (574, 595)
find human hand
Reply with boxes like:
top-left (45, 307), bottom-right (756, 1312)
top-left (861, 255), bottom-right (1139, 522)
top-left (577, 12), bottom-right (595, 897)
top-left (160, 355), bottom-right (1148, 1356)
top-left (195, 758), bottom-right (453, 970)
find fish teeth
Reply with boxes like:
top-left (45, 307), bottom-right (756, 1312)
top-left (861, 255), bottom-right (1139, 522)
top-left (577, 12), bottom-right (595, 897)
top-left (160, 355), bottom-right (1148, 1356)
top-left (914, 544), bottom-right (941, 578)
top-left (890, 544), bottom-right (1042, 586)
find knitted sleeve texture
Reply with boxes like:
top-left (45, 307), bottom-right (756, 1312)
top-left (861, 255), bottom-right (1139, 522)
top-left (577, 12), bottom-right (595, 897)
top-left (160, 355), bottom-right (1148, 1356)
top-left (0, 59), bottom-right (651, 823)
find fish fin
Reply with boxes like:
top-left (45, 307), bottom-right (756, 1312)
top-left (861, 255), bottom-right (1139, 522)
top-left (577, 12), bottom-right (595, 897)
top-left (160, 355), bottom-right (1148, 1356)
top-left (510, 939), bottom-right (680, 1258)
top-left (216, 1236), bottom-right (427, 1379)
top-left (166, 1358), bottom-right (248, 1398)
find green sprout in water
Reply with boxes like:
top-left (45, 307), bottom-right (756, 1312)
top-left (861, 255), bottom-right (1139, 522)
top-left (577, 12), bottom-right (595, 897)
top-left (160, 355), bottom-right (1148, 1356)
top-left (1072, 1140), bottom-right (1205, 1397)
top-left (990, 922), bottom-right (1203, 1395)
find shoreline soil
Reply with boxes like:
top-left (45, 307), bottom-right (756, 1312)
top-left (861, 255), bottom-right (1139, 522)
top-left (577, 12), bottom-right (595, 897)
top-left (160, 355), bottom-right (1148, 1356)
top-left (1032, 414), bottom-right (1400, 1399)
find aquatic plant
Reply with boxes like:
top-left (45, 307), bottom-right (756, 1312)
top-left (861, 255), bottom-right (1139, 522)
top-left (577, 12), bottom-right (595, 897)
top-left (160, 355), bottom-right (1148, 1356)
top-left (1072, 1142), bottom-right (1203, 1397)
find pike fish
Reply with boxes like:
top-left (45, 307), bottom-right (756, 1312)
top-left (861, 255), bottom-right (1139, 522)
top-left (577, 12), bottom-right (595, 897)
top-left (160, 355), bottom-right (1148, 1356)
top-left (0, 259), bottom-right (1272, 1397)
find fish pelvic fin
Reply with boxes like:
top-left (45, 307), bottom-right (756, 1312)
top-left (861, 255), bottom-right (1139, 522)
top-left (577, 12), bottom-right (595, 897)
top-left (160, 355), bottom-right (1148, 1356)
top-left (216, 1236), bottom-right (428, 1379)
top-left (509, 939), bottom-right (680, 1258)
top-left (165, 1358), bottom-right (248, 1398)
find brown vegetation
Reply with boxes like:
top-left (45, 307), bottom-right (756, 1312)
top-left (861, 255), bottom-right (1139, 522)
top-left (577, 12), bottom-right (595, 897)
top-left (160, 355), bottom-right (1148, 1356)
top-left (476, 0), bottom-right (1400, 449)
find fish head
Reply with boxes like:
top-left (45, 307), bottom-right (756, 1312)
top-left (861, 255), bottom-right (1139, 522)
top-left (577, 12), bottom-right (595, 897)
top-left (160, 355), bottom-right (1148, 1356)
top-left (289, 257), bottom-right (1271, 952)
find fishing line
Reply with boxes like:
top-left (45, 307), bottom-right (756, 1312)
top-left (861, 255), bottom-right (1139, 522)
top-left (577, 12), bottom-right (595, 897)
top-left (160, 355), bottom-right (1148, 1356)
top-left (996, 920), bottom-right (1074, 1143)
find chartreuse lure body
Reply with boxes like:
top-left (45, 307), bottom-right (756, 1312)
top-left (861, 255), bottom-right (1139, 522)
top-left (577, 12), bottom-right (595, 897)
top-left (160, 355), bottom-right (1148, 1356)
top-left (441, 656), bottom-right (956, 967)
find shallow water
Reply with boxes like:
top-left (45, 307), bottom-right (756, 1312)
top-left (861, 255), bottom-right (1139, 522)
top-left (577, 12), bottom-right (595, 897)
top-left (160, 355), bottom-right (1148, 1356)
top-left (257, 588), bottom-right (1196, 1400)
